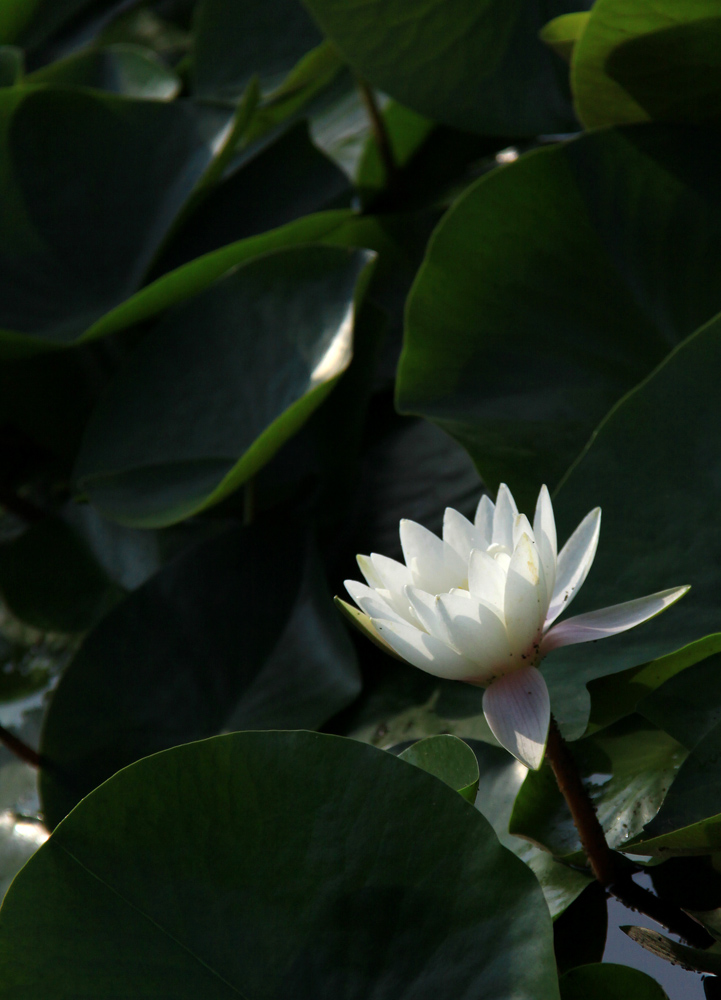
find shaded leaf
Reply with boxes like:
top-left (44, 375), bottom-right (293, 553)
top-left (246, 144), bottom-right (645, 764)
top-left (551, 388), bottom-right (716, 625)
top-left (2, 732), bottom-right (561, 998)
top-left (572, 0), bottom-right (721, 128)
top-left (26, 43), bottom-right (180, 99)
top-left (623, 926), bottom-right (721, 977)
top-left (540, 12), bottom-right (590, 62)
top-left (39, 521), bottom-right (305, 828)
top-left (399, 125), bottom-right (721, 508)
top-left (301, 0), bottom-right (589, 135)
top-left (560, 961), bottom-right (670, 999)
top-left (75, 246), bottom-right (373, 528)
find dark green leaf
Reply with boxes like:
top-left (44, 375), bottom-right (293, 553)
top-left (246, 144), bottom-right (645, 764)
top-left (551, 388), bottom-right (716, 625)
top-left (226, 542), bottom-right (361, 732)
top-left (26, 44), bottom-right (181, 99)
top-left (628, 719), bottom-right (721, 857)
top-left (0, 87), bottom-right (232, 350)
top-left (510, 717), bottom-right (686, 860)
top-left (0, 46), bottom-right (22, 87)
top-left (39, 521), bottom-right (305, 828)
top-left (193, 0), bottom-right (323, 98)
top-left (572, 0), bottom-right (721, 128)
top-left (0, 0), bottom-right (95, 50)
top-left (560, 962), bottom-right (670, 999)
top-left (639, 654), bottom-right (721, 751)
top-left (399, 125), bottom-right (721, 508)
top-left (0, 519), bottom-right (121, 633)
top-left (546, 310), bottom-right (721, 737)
top-left (2, 732), bottom-right (561, 998)
top-left (301, 0), bottom-right (588, 134)
top-left (75, 246), bottom-right (373, 528)
top-left (399, 734), bottom-right (479, 802)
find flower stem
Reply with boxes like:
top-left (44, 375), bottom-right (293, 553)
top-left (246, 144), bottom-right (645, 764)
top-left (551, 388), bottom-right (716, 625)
top-left (545, 715), bottom-right (619, 886)
top-left (0, 724), bottom-right (43, 768)
top-left (356, 78), bottom-right (396, 189)
top-left (545, 715), bottom-right (713, 948)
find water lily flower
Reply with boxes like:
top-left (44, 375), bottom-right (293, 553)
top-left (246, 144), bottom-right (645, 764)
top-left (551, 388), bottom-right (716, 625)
top-left (343, 484), bottom-right (688, 770)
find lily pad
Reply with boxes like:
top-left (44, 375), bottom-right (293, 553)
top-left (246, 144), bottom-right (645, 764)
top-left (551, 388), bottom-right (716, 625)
top-left (399, 125), bottom-right (721, 509)
top-left (571, 0), bottom-right (721, 128)
top-left (560, 962), bottom-right (670, 999)
top-left (0, 732), bottom-right (562, 999)
top-left (75, 245), bottom-right (373, 528)
top-left (301, 0), bottom-right (589, 135)
top-left (399, 734), bottom-right (479, 802)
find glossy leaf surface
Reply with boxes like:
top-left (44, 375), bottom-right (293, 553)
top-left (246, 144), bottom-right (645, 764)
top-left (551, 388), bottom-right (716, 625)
top-left (2, 732), bottom-right (561, 999)
top-left (75, 246), bottom-right (372, 527)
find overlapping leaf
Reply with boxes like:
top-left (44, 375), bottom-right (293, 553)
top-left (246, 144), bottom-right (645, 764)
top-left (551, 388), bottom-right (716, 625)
top-left (1, 732), bottom-right (561, 999)
top-left (399, 125), bottom-right (721, 508)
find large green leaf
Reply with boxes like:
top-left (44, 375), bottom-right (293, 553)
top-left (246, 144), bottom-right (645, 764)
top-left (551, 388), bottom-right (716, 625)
top-left (301, 0), bottom-right (588, 135)
top-left (0, 87), bottom-right (232, 351)
top-left (38, 521), bottom-right (305, 828)
top-left (193, 0), bottom-right (323, 98)
top-left (0, 0), bottom-right (95, 49)
top-left (509, 716), bottom-right (687, 860)
top-left (399, 125), bottom-right (721, 508)
top-left (0, 732), bottom-right (561, 998)
top-left (75, 245), bottom-right (373, 528)
top-left (560, 963), bottom-right (669, 1000)
top-left (571, 0), bottom-right (721, 128)
top-left (0, 518), bottom-right (122, 633)
top-left (26, 43), bottom-right (181, 99)
top-left (545, 310), bottom-right (721, 737)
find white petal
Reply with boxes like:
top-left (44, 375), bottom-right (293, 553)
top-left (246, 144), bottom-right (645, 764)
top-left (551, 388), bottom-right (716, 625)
top-left (512, 513), bottom-right (535, 547)
top-left (436, 592), bottom-right (510, 678)
top-left (356, 554), bottom-right (383, 590)
top-left (474, 493), bottom-right (495, 546)
top-left (344, 580), bottom-right (410, 626)
top-left (405, 586), bottom-right (456, 643)
top-left (546, 507), bottom-right (601, 626)
top-left (371, 618), bottom-right (478, 680)
top-left (482, 667), bottom-right (550, 770)
top-left (468, 548), bottom-right (506, 611)
top-left (492, 483), bottom-right (519, 550)
top-left (533, 485), bottom-right (557, 605)
top-left (540, 586), bottom-right (690, 655)
top-left (369, 552), bottom-right (412, 597)
top-left (504, 534), bottom-right (546, 655)
top-left (399, 519), bottom-right (465, 593)
top-left (443, 507), bottom-right (487, 563)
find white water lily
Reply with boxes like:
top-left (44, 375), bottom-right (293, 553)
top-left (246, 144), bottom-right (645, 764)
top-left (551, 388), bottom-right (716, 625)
top-left (344, 484), bottom-right (689, 771)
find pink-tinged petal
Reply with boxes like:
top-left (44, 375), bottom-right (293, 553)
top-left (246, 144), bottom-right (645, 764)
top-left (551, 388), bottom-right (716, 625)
top-left (344, 580), bottom-right (410, 626)
top-left (492, 483), bottom-right (519, 550)
top-left (533, 485), bottom-right (557, 604)
top-left (474, 493), bottom-right (495, 546)
top-left (436, 592), bottom-right (510, 673)
top-left (369, 552), bottom-right (412, 597)
top-left (405, 586), bottom-right (456, 643)
top-left (371, 618), bottom-right (478, 680)
top-left (541, 585), bottom-right (690, 656)
top-left (482, 666), bottom-right (550, 770)
top-left (400, 519), bottom-right (465, 593)
top-left (443, 507), bottom-right (487, 564)
top-left (468, 548), bottom-right (506, 612)
top-left (356, 554), bottom-right (383, 590)
top-left (546, 507), bottom-right (601, 626)
top-left (504, 534), bottom-right (547, 654)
